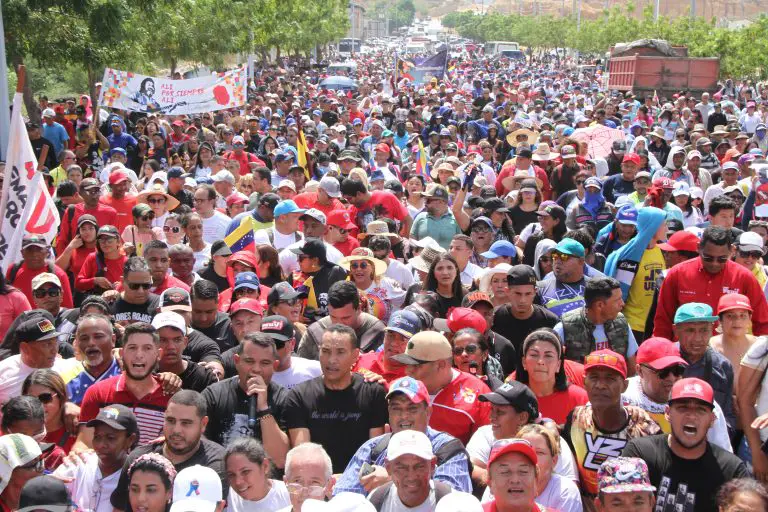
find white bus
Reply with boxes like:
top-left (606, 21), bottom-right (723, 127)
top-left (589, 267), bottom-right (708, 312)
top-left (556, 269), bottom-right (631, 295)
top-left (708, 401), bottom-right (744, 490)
top-left (337, 38), bottom-right (361, 58)
top-left (485, 41), bottom-right (524, 59)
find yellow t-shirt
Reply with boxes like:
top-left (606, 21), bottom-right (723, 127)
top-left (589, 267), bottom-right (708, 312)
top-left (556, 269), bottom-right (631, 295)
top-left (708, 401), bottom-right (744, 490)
top-left (623, 246), bottom-right (665, 332)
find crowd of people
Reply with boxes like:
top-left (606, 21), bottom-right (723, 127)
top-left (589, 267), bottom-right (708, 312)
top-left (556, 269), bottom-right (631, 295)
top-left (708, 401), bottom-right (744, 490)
top-left (4, 49), bottom-right (768, 512)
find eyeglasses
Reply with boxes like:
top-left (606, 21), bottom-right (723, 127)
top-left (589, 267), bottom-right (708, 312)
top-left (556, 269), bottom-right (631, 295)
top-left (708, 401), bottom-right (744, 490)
top-left (643, 364), bottom-right (686, 379)
top-left (19, 458), bottom-right (44, 472)
top-left (472, 226), bottom-right (492, 233)
top-left (739, 249), bottom-right (763, 259)
top-left (551, 252), bottom-right (573, 262)
top-left (700, 254), bottom-right (729, 263)
top-left (286, 483), bottom-right (325, 497)
top-left (148, 197), bottom-right (166, 204)
top-left (140, 214), bottom-right (154, 221)
top-left (33, 287), bottom-right (61, 298)
top-left (279, 299), bottom-right (299, 306)
top-left (350, 261), bottom-right (369, 270)
top-left (585, 353), bottom-right (621, 366)
top-left (34, 392), bottom-right (55, 404)
top-left (453, 344), bottom-right (480, 356)
top-left (126, 282), bottom-right (152, 291)
top-left (164, 226), bottom-right (181, 233)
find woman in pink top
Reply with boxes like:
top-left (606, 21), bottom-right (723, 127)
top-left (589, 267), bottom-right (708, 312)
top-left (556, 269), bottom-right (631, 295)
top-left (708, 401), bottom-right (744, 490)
top-left (0, 273), bottom-right (31, 340)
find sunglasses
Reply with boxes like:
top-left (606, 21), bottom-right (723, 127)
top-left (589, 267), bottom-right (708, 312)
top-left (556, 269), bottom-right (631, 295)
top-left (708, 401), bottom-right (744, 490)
top-left (35, 392), bottom-right (55, 404)
top-left (472, 225), bottom-right (492, 233)
top-left (163, 226), bottom-right (181, 233)
top-left (551, 252), bottom-right (573, 262)
top-left (33, 287), bottom-right (61, 298)
top-left (452, 344), bottom-right (480, 356)
top-left (643, 364), bottom-right (686, 379)
top-left (739, 249), bottom-right (763, 259)
top-left (140, 214), bottom-right (154, 221)
top-left (350, 262), bottom-right (369, 270)
top-left (585, 353), bottom-right (622, 366)
top-left (148, 198), bottom-right (166, 204)
top-left (700, 254), bottom-right (729, 263)
top-left (127, 282), bottom-right (152, 291)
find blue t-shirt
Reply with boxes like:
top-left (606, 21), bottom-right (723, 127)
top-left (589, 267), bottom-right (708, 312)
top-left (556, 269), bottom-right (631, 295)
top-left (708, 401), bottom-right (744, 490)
top-left (536, 277), bottom-right (587, 317)
top-left (42, 122), bottom-right (69, 156)
top-left (67, 359), bottom-right (122, 405)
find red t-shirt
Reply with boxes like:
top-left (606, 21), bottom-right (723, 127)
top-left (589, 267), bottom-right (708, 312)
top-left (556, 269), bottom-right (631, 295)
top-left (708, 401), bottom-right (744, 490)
top-left (79, 374), bottom-right (170, 446)
top-left (224, 150), bottom-right (266, 176)
top-left (7, 263), bottom-right (73, 308)
top-left (293, 192), bottom-right (345, 218)
top-left (152, 274), bottom-right (191, 295)
top-left (56, 203), bottom-right (118, 255)
top-left (348, 191), bottom-right (408, 232)
top-left (354, 351), bottom-right (406, 385)
top-left (70, 246), bottom-right (97, 276)
top-left (333, 235), bottom-right (361, 257)
top-left (483, 501), bottom-right (550, 512)
top-left (75, 253), bottom-right (127, 292)
top-left (100, 195), bottom-right (138, 234)
top-left (536, 385), bottom-right (589, 425)
top-left (430, 370), bottom-right (491, 445)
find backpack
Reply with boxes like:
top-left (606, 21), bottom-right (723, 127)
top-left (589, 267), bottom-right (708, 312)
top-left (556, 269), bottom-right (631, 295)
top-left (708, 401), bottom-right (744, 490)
top-left (8, 261), bottom-right (55, 286)
top-left (367, 480), bottom-right (453, 511)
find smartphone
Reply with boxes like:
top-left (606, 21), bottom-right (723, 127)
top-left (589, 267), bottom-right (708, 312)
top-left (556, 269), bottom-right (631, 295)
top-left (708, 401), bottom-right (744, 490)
top-left (359, 462), bottom-right (375, 478)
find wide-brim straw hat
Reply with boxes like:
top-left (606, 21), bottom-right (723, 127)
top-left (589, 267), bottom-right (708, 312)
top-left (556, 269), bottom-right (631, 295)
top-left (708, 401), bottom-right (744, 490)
top-left (339, 247), bottom-right (387, 276)
top-left (506, 128), bottom-right (539, 146)
top-left (358, 220), bottom-right (400, 240)
top-left (410, 245), bottom-right (446, 274)
top-left (137, 184), bottom-right (181, 210)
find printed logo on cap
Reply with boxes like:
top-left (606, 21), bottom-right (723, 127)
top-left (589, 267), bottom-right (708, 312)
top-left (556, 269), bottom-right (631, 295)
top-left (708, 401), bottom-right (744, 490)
top-left (261, 319), bottom-right (286, 331)
top-left (103, 407), bottom-right (120, 419)
top-left (683, 381), bottom-right (704, 396)
top-left (37, 319), bottom-right (55, 333)
top-left (167, 292), bottom-right (186, 303)
top-left (186, 480), bottom-right (201, 497)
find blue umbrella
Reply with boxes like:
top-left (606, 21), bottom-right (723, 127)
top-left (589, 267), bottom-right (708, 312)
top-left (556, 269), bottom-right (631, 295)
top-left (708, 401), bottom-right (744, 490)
top-left (320, 76), bottom-right (358, 91)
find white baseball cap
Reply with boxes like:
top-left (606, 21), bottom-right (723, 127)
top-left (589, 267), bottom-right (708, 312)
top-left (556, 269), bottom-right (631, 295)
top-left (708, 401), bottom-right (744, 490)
top-left (151, 311), bottom-right (187, 335)
top-left (278, 179), bottom-right (297, 192)
top-left (738, 231), bottom-right (764, 253)
top-left (170, 465), bottom-right (222, 512)
top-left (0, 434), bottom-right (46, 494)
top-left (386, 430), bottom-right (434, 461)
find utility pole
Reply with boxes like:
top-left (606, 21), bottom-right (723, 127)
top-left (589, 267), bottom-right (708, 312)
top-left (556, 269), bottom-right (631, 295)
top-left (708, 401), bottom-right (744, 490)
top-left (654, 0), bottom-right (660, 21)
top-left (577, 0), bottom-right (582, 31)
top-left (690, 0), bottom-right (695, 17)
top-left (0, 0), bottom-right (10, 159)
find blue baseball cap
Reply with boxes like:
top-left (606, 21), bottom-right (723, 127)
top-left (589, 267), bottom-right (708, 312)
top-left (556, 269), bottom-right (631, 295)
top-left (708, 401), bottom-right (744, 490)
top-left (584, 177), bottom-right (603, 190)
top-left (386, 310), bottom-right (420, 338)
top-left (352, 118), bottom-right (363, 125)
top-left (674, 303), bottom-right (718, 324)
top-left (274, 152), bottom-right (293, 163)
top-left (616, 204), bottom-right (638, 225)
top-left (370, 170), bottom-right (386, 182)
top-left (111, 147), bottom-right (127, 156)
top-left (480, 240), bottom-right (517, 259)
top-left (555, 238), bottom-right (585, 258)
top-left (273, 200), bottom-right (306, 217)
top-left (233, 272), bottom-right (260, 291)
top-left (195, 176), bottom-right (214, 185)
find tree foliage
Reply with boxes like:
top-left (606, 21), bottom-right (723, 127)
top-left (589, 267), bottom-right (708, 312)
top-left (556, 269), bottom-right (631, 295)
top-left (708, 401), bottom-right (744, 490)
top-left (445, 6), bottom-right (768, 78)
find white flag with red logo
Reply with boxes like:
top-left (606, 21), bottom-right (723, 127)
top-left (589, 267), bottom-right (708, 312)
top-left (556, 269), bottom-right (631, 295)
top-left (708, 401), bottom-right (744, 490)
top-left (0, 93), bottom-right (60, 273)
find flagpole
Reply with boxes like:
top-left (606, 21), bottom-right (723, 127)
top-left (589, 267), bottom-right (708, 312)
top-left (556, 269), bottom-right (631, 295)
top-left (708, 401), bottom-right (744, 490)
top-left (0, 0), bottom-right (11, 160)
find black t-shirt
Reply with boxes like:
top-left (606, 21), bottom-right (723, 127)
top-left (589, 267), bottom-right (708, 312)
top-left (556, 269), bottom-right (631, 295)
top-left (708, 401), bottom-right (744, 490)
top-left (201, 376), bottom-right (288, 446)
top-left (194, 312), bottom-right (236, 352)
top-left (31, 136), bottom-right (58, 169)
top-left (184, 329), bottom-right (221, 363)
top-left (169, 188), bottom-right (194, 211)
top-left (321, 110), bottom-right (339, 127)
top-left (509, 206), bottom-right (539, 237)
top-left (486, 331), bottom-right (517, 377)
top-left (178, 360), bottom-right (218, 392)
top-left (403, 283), bottom-right (464, 319)
top-left (111, 294), bottom-right (160, 325)
top-left (220, 346), bottom-right (237, 379)
top-left (621, 434), bottom-right (749, 512)
top-left (198, 264), bottom-right (230, 292)
top-left (492, 304), bottom-right (559, 371)
top-left (283, 374), bottom-right (388, 472)
top-left (110, 438), bottom-right (226, 511)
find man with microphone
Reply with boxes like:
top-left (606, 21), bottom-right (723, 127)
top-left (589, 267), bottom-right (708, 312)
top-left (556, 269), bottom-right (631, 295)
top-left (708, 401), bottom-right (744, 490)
top-left (202, 331), bottom-right (290, 469)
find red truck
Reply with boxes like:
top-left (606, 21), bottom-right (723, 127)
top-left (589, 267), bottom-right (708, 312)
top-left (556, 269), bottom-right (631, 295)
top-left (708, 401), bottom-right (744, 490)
top-left (607, 39), bottom-right (720, 96)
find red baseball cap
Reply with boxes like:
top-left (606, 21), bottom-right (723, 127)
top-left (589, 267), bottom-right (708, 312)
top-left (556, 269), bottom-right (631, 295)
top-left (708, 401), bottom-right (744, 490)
top-left (653, 177), bottom-right (675, 189)
top-left (229, 298), bottom-right (264, 316)
top-left (488, 438), bottom-right (538, 467)
top-left (54, 105), bottom-right (66, 114)
top-left (717, 293), bottom-right (753, 314)
top-left (657, 231), bottom-right (699, 253)
top-left (467, 145), bottom-right (482, 155)
top-left (622, 153), bottom-right (641, 166)
top-left (669, 378), bottom-right (714, 408)
top-left (226, 192), bottom-right (249, 208)
top-left (327, 210), bottom-right (356, 230)
top-left (375, 143), bottom-right (390, 154)
top-left (386, 376), bottom-right (429, 404)
top-left (108, 170), bottom-right (129, 185)
top-left (172, 120), bottom-right (185, 127)
top-left (636, 337), bottom-right (688, 370)
top-left (446, 307), bottom-right (487, 334)
top-left (584, 349), bottom-right (627, 378)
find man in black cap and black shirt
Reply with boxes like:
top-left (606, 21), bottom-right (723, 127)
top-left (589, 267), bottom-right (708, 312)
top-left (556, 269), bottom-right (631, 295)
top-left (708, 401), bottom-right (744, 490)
top-left (152, 311), bottom-right (218, 393)
top-left (198, 241), bottom-right (231, 292)
top-left (201, 332), bottom-right (289, 468)
top-left (190, 279), bottom-right (235, 352)
top-left (289, 239), bottom-right (347, 323)
top-left (492, 265), bottom-right (558, 369)
top-left (264, 315), bottom-right (321, 390)
top-left (166, 166), bottom-right (194, 210)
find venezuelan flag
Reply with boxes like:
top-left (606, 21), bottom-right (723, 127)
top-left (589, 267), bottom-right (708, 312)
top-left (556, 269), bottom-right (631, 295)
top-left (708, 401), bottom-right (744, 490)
top-left (224, 216), bottom-right (256, 253)
top-left (414, 137), bottom-right (430, 181)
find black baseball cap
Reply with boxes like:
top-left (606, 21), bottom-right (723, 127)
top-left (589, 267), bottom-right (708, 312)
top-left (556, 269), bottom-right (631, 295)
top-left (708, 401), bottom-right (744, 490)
top-left (258, 192), bottom-right (280, 209)
top-left (483, 198), bottom-right (510, 214)
top-left (158, 287), bottom-right (192, 312)
top-left (290, 239), bottom-right (326, 260)
top-left (167, 166), bottom-right (185, 179)
top-left (97, 225), bottom-right (120, 239)
top-left (268, 282), bottom-right (303, 305)
top-left (260, 315), bottom-right (294, 344)
top-left (507, 264), bottom-right (537, 286)
top-left (17, 317), bottom-right (60, 343)
top-left (18, 476), bottom-right (72, 512)
top-left (517, 148), bottom-right (534, 159)
top-left (77, 214), bottom-right (98, 229)
top-left (21, 235), bottom-right (49, 250)
top-left (479, 381), bottom-right (539, 419)
top-left (210, 240), bottom-right (232, 257)
top-left (86, 404), bottom-right (139, 435)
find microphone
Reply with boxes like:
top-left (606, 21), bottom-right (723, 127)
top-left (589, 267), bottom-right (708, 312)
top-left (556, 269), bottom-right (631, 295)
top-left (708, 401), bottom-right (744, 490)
top-left (248, 395), bottom-right (257, 428)
top-left (468, 361), bottom-right (479, 376)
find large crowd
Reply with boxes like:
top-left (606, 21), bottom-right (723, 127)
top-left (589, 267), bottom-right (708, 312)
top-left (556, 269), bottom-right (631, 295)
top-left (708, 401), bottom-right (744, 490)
top-left (3, 47), bottom-right (768, 512)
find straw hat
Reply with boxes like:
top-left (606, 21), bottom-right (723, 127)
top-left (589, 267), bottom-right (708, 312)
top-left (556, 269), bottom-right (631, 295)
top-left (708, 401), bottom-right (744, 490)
top-left (479, 263), bottom-right (512, 294)
top-left (348, 167), bottom-right (369, 189)
top-left (711, 125), bottom-right (728, 137)
top-left (649, 127), bottom-right (666, 140)
top-left (339, 247), bottom-right (387, 276)
top-left (410, 245), bottom-right (446, 274)
top-left (430, 162), bottom-right (456, 180)
top-left (501, 169), bottom-right (543, 192)
top-left (358, 220), bottom-right (399, 240)
top-left (506, 128), bottom-right (539, 146)
top-left (137, 184), bottom-right (181, 210)
top-left (531, 143), bottom-right (558, 162)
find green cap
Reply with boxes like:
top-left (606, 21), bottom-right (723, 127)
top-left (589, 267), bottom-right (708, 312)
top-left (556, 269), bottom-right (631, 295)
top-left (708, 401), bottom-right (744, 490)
top-left (555, 238), bottom-right (585, 258)
top-left (674, 303), bottom-right (718, 324)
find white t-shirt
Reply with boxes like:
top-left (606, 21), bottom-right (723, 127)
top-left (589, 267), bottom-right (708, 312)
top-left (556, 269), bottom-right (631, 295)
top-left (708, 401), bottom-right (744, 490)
top-left (385, 259), bottom-right (415, 289)
top-left (201, 211), bottom-right (232, 244)
top-left (0, 355), bottom-right (80, 408)
top-left (381, 482), bottom-right (439, 512)
top-left (193, 243), bottom-right (212, 272)
top-left (53, 451), bottom-right (121, 512)
top-left (278, 239), bottom-right (342, 276)
top-left (740, 338), bottom-right (768, 442)
top-left (227, 480), bottom-right (290, 512)
top-left (467, 425), bottom-right (578, 482)
top-left (253, 227), bottom-right (301, 251)
top-left (460, 261), bottom-right (484, 287)
top-left (272, 357), bottom-right (322, 390)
